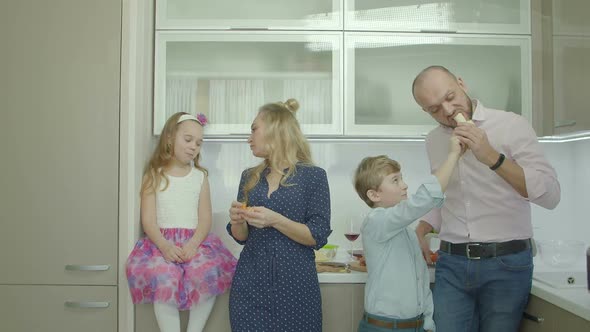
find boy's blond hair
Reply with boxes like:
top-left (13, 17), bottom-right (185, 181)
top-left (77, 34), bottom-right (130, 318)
top-left (354, 155), bottom-right (401, 207)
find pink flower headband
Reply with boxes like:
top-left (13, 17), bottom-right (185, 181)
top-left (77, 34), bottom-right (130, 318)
top-left (177, 113), bottom-right (208, 126)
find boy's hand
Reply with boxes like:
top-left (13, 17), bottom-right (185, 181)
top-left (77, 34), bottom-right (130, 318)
top-left (449, 135), bottom-right (465, 157)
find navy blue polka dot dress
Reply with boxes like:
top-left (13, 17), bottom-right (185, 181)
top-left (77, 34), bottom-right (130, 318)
top-left (227, 163), bottom-right (332, 332)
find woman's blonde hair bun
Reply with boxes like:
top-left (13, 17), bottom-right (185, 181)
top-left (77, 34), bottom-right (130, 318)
top-left (283, 98), bottom-right (300, 113)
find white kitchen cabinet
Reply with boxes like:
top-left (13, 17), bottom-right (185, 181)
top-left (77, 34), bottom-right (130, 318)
top-left (156, 0), bottom-right (342, 30)
top-left (154, 31), bottom-right (343, 136)
top-left (552, 0), bottom-right (590, 36)
top-left (0, 285), bottom-right (117, 332)
top-left (345, 33), bottom-right (532, 136)
top-left (552, 36), bottom-right (590, 135)
top-left (344, 0), bottom-right (530, 34)
top-left (519, 294), bottom-right (590, 331)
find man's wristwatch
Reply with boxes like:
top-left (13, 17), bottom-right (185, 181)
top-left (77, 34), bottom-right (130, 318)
top-left (489, 153), bottom-right (506, 171)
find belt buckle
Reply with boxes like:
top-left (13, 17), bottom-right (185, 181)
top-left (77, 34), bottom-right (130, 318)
top-left (466, 243), bottom-right (481, 259)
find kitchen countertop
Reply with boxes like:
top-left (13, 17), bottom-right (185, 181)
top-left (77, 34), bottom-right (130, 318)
top-left (317, 265), bottom-right (435, 284)
top-left (530, 258), bottom-right (590, 321)
top-left (318, 256), bottom-right (590, 322)
top-left (531, 280), bottom-right (590, 321)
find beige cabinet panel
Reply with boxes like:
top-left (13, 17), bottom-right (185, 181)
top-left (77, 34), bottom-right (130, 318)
top-left (519, 294), bottom-right (590, 331)
top-left (553, 36), bottom-right (590, 135)
top-left (0, 285), bottom-right (117, 332)
top-left (552, 0), bottom-right (590, 36)
top-left (321, 283), bottom-right (355, 331)
top-left (134, 284), bottom-right (366, 332)
top-left (0, 0), bottom-right (120, 285)
top-left (135, 292), bottom-right (231, 332)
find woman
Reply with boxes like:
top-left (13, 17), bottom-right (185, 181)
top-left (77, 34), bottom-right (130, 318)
top-left (226, 98), bottom-right (332, 332)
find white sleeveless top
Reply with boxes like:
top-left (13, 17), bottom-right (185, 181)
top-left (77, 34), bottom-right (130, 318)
top-left (156, 168), bottom-right (204, 229)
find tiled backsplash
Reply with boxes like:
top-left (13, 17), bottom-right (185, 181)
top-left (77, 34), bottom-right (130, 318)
top-left (202, 138), bottom-right (590, 255)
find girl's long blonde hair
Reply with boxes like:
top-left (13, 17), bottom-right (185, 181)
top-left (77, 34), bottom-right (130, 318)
top-left (140, 112), bottom-right (207, 195)
top-left (242, 98), bottom-right (313, 204)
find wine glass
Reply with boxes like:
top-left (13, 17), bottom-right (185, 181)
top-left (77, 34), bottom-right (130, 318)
top-left (344, 217), bottom-right (361, 265)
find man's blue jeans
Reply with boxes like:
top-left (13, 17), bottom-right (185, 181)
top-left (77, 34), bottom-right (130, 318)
top-left (433, 248), bottom-right (533, 332)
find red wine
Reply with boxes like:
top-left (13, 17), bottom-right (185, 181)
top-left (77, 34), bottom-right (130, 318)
top-left (345, 233), bottom-right (360, 241)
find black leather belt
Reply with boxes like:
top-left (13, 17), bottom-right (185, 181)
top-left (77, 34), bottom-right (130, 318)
top-left (439, 239), bottom-right (531, 259)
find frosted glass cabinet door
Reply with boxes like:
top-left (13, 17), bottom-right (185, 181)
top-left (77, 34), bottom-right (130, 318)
top-left (345, 0), bottom-right (530, 34)
top-left (156, 0), bottom-right (342, 30)
top-left (552, 0), bottom-right (590, 36)
top-left (154, 31), bottom-right (343, 135)
top-left (553, 36), bottom-right (590, 135)
top-left (345, 33), bottom-right (531, 136)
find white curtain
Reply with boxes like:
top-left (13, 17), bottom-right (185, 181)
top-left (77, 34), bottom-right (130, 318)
top-left (209, 80), bottom-right (265, 124)
top-left (166, 76), bottom-right (199, 118)
top-left (282, 79), bottom-right (332, 124)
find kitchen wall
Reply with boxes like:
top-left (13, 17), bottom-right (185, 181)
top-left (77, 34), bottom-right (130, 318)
top-left (201, 137), bottom-right (590, 257)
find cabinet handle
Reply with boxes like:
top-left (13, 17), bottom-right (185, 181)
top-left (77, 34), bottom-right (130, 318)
top-left (420, 29), bottom-right (458, 33)
top-left (523, 312), bottom-right (544, 323)
top-left (65, 265), bottom-right (110, 271)
top-left (65, 301), bottom-right (110, 309)
top-left (554, 120), bottom-right (576, 128)
top-left (230, 27), bottom-right (269, 31)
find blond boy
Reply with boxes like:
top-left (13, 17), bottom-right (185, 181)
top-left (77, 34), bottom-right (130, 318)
top-left (354, 137), bottom-right (462, 332)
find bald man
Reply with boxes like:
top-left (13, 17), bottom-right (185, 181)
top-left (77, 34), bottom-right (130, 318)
top-left (412, 66), bottom-right (561, 332)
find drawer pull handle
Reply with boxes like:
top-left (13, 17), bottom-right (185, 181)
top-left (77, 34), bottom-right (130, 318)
top-left (523, 312), bottom-right (544, 323)
top-left (65, 265), bottom-right (110, 271)
top-left (554, 120), bottom-right (576, 128)
top-left (65, 301), bottom-right (110, 309)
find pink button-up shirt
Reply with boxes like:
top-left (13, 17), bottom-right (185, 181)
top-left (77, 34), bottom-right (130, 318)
top-left (422, 101), bottom-right (561, 243)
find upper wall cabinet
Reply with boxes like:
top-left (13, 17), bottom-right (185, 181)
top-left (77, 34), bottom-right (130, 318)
top-left (552, 36), bottom-right (590, 135)
top-left (154, 31), bottom-right (343, 135)
top-left (552, 0), bottom-right (590, 36)
top-left (156, 0), bottom-right (342, 30)
top-left (345, 33), bottom-right (531, 136)
top-left (344, 0), bottom-right (530, 34)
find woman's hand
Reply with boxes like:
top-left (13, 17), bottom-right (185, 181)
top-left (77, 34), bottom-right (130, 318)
top-left (159, 241), bottom-right (184, 263)
top-left (242, 206), bottom-right (282, 229)
top-left (229, 201), bottom-right (247, 225)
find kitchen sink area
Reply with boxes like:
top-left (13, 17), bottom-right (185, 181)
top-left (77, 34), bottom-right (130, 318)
top-left (533, 271), bottom-right (587, 289)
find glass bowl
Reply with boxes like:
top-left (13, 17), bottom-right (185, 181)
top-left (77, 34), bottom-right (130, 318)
top-left (315, 244), bottom-right (339, 261)
top-left (536, 239), bottom-right (586, 268)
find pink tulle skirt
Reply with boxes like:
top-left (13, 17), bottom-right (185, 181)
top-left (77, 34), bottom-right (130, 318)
top-left (126, 228), bottom-right (237, 310)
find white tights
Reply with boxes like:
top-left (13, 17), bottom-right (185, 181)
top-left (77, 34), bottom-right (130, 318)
top-left (153, 297), bottom-right (216, 332)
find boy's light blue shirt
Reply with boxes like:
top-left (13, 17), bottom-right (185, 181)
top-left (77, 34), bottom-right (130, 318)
top-left (361, 175), bottom-right (444, 332)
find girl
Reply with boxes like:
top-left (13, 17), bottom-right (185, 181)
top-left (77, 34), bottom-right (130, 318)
top-left (126, 112), bottom-right (237, 332)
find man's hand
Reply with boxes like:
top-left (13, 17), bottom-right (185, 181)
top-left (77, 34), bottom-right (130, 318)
top-left (453, 122), bottom-right (499, 167)
top-left (415, 221), bottom-right (434, 264)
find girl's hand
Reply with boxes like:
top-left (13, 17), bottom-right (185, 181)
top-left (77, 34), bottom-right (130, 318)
top-left (159, 242), bottom-right (184, 263)
top-left (181, 242), bottom-right (199, 261)
top-left (229, 201), bottom-right (247, 225)
top-left (242, 206), bottom-right (282, 229)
